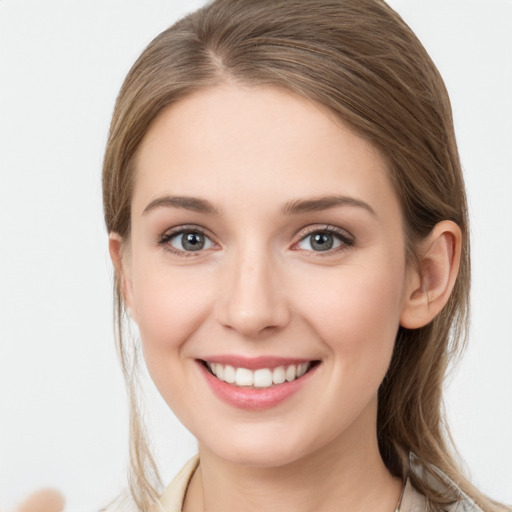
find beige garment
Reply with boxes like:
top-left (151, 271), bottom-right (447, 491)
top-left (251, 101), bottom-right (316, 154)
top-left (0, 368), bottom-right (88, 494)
top-left (158, 454), bottom-right (430, 512)
top-left (159, 456), bottom-right (199, 512)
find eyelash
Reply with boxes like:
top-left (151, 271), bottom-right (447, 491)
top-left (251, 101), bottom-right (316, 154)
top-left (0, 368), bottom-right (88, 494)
top-left (157, 224), bottom-right (355, 257)
top-left (293, 225), bottom-right (355, 256)
top-left (158, 225), bottom-right (216, 257)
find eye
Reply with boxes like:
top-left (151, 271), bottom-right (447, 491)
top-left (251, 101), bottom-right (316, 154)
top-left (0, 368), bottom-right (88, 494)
top-left (296, 228), bottom-right (353, 253)
top-left (161, 229), bottom-right (214, 253)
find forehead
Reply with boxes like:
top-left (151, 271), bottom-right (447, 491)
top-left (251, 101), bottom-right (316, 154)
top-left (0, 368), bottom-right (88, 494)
top-left (132, 84), bottom-right (398, 218)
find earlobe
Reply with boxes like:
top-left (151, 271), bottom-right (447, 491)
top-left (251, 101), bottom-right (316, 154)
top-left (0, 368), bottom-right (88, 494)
top-left (108, 233), bottom-right (137, 322)
top-left (400, 221), bottom-right (462, 329)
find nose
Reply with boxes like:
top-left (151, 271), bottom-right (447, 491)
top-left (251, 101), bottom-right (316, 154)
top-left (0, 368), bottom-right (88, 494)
top-left (215, 247), bottom-right (291, 338)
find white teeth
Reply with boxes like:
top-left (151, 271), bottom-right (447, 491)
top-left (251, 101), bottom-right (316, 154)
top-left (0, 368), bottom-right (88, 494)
top-left (215, 364), bottom-right (225, 381)
top-left (272, 366), bottom-right (286, 384)
top-left (207, 361), bottom-right (312, 388)
top-left (297, 363), bottom-right (308, 378)
top-left (223, 365), bottom-right (236, 383)
top-left (253, 368), bottom-right (273, 388)
top-left (235, 367), bottom-right (253, 387)
top-left (285, 365), bottom-right (297, 382)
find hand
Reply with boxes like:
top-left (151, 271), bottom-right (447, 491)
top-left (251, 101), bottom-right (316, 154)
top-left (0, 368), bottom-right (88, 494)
top-left (14, 489), bottom-right (65, 512)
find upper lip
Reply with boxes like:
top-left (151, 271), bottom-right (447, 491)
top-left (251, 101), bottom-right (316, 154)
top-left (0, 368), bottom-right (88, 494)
top-left (199, 355), bottom-right (317, 370)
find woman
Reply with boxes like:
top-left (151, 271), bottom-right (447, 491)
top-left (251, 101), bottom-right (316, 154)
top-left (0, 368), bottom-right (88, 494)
top-left (102, 0), bottom-right (510, 511)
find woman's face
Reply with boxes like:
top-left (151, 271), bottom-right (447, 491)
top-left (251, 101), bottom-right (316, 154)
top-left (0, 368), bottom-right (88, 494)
top-left (120, 84), bottom-right (415, 467)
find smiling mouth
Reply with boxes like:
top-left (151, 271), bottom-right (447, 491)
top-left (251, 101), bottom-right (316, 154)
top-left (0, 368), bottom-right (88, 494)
top-left (201, 360), bottom-right (320, 389)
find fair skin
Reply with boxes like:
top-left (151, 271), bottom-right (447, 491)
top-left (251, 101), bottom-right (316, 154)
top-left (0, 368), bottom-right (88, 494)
top-left (110, 84), bottom-right (461, 512)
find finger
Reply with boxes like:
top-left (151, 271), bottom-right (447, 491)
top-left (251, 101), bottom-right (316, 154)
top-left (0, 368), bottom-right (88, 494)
top-left (15, 489), bottom-right (65, 512)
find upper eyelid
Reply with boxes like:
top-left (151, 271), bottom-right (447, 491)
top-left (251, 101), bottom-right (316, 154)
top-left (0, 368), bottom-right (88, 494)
top-left (160, 224), bottom-right (214, 239)
top-left (294, 224), bottom-right (354, 241)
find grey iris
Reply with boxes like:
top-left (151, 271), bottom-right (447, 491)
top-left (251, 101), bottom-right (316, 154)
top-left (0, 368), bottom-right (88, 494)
top-left (311, 232), bottom-right (334, 251)
top-left (182, 232), bottom-right (205, 251)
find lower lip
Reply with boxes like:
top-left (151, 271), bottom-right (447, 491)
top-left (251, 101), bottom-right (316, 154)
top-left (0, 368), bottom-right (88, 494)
top-left (198, 361), bottom-right (318, 411)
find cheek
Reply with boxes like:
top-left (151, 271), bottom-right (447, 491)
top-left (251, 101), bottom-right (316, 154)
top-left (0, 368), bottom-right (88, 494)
top-left (296, 258), bottom-right (406, 375)
top-left (130, 264), bottom-right (213, 371)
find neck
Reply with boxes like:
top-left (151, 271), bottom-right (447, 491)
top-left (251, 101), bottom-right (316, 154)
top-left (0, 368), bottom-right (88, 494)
top-left (183, 400), bottom-right (402, 512)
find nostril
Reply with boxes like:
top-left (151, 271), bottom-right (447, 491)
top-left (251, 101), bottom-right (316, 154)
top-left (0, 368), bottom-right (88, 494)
top-left (215, 264), bottom-right (291, 337)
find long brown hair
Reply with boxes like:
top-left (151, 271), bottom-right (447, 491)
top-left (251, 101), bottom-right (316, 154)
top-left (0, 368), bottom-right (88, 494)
top-left (102, 1), bottom-right (505, 510)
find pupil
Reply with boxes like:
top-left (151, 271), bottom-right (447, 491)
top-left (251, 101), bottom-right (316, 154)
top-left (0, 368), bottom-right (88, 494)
top-left (182, 232), bottom-right (204, 251)
top-left (312, 233), bottom-right (333, 251)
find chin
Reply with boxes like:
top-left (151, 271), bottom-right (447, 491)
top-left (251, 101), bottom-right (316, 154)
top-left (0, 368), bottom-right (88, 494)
top-left (218, 444), bottom-right (304, 468)
top-left (198, 425), bottom-right (321, 469)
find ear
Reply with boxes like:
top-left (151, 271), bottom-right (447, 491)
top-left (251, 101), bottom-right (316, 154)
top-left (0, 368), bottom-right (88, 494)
top-left (108, 233), bottom-right (137, 323)
top-left (400, 220), bottom-right (462, 329)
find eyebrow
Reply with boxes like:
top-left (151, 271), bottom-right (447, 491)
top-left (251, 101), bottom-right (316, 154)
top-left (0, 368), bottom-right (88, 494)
top-left (282, 195), bottom-right (376, 216)
top-left (142, 194), bottom-right (376, 217)
top-left (143, 195), bottom-right (220, 216)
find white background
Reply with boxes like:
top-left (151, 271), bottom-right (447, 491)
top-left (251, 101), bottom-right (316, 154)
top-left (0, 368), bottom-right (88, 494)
top-left (0, 1), bottom-right (511, 510)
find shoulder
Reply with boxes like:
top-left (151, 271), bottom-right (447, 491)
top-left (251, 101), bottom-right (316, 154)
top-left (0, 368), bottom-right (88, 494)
top-left (405, 453), bottom-right (484, 512)
top-left (401, 478), bottom-right (428, 511)
top-left (401, 478), bottom-right (481, 512)
top-left (101, 455), bottom-right (199, 512)
top-left (159, 455), bottom-right (200, 512)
